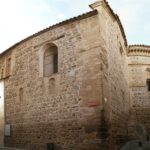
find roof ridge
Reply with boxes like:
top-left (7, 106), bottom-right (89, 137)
top-left (0, 10), bottom-right (97, 56)
top-left (102, 0), bottom-right (127, 46)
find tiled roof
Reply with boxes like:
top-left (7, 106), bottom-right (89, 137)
top-left (0, 0), bottom-right (131, 57)
top-left (0, 10), bottom-right (98, 56)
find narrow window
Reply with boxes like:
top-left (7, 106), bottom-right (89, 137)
top-left (1, 69), bottom-right (4, 78)
top-left (147, 79), bottom-right (150, 91)
top-left (19, 88), bottom-right (23, 101)
top-left (6, 58), bottom-right (11, 76)
top-left (53, 53), bottom-right (58, 73)
top-left (121, 90), bottom-right (125, 101)
top-left (49, 78), bottom-right (55, 94)
top-left (120, 46), bottom-right (123, 55)
top-left (44, 45), bottom-right (58, 76)
top-left (119, 45), bottom-right (123, 55)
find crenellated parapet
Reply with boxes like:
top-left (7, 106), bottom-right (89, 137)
top-left (128, 45), bottom-right (150, 56)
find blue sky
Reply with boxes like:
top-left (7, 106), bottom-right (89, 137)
top-left (0, 0), bottom-right (150, 53)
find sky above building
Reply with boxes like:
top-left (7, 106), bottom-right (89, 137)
top-left (0, 0), bottom-right (150, 53)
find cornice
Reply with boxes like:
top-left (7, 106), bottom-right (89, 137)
top-left (128, 45), bottom-right (150, 56)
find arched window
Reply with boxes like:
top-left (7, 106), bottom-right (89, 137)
top-left (49, 78), bottom-right (55, 94)
top-left (43, 45), bottom-right (58, 77)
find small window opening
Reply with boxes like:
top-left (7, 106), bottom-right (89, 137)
top-left (19, 88), bottom-right (23, 101)
top-left (120, 46), bottom-right (123, 55)
top-left (147, 136), bottom-right (149, 141)
top-left (121, 90), bottom-right (125, 101)
top-left (44, 45), bottom-right (58, 76)
top-left (147, 79), bottom-right (150, 91)
top-left (119, 42), bottom-right (124, 55)
top-left (7, 57), bottom-right (11, 76)
top-left (138, 141), bottom-right (142, 147)
top-left (49, 78), bottom-right (55, 94)
top-left (53, 53), bottom-right (58, 73)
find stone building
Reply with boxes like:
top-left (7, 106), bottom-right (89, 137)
top-left (128, 45), bottom-right (150, 137)
top-left (0, 0), bottom-right (149, 150)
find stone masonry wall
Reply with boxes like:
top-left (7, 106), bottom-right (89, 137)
top-left (128, 46), bottom-right (150, 138)
top-left (0, 1), bottom-right (144, 150)
top-left (95, 2), bottom-right (130, 149)
top-left (1, 14), bottom-right (106, 150)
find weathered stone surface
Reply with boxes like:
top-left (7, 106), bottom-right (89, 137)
top-left (1, 9), bottom-right (104, 150)
top-left (128, 46), bottom-right (150, 139)
top-left (0, 0), bottom-right (149, 150)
